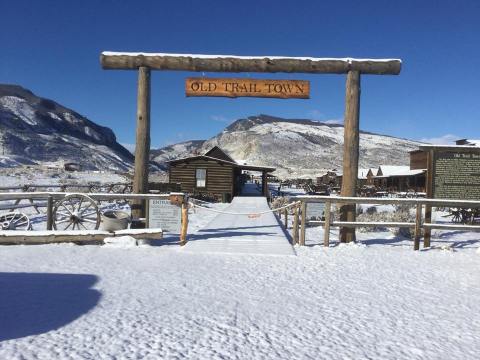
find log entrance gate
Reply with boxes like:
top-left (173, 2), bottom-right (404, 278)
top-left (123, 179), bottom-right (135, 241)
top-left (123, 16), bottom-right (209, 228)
top-left (100, 52), bottom-right (401, 242)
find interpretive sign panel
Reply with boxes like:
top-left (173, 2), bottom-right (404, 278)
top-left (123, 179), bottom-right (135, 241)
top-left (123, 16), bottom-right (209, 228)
top-left (432, 150), bottom-right (480, 200)
top-left (147, 199), bottom-right (181, 232)
top-left (185, 77), bottom-right (310, 99)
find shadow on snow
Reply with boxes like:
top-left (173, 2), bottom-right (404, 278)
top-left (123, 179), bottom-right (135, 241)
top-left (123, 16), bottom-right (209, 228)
top-left (0, 272), bottom-right (101, 341)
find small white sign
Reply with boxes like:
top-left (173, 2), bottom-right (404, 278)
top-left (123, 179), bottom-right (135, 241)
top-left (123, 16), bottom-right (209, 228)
top-left (147, 199), bottom-right (181, 233)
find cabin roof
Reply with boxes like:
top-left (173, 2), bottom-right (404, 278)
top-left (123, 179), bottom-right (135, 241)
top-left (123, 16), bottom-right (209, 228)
top-left (167, 155), bottom-right (276, 172)
top-left (203, 146), bottom-right (237, 163)
top-left (335, 168), bottom-right (374, 179)
top-left (375, 166), bottom-right (425, 178)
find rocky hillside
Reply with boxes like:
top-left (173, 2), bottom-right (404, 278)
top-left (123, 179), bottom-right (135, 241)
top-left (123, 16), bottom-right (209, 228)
top-left (151, 114), bottom-right (424, 178)
top-left (150, 140), bottom-right (206, 171)
top-left (0, 84), bottom-right (133, 170)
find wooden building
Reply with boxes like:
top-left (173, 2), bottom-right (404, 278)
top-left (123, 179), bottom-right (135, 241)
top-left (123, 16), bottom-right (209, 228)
top-left (410, 150), bottom-right (428, 170)
top-left (168, 146), bottom-right (275, 201)
top-left (334, 168), bottom-right (375, 188)
top-left (373, 165), bottom-right (426, 192)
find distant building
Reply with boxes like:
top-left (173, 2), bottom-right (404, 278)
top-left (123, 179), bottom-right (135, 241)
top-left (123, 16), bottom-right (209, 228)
top-left (168, 146), bottom-right (275, 202)
top-left (373, 165), bottom-right (425, 192)
top-left (64, 162), bottom-right (82, 172)
top-left (455, 139), bottom-right (480, 146)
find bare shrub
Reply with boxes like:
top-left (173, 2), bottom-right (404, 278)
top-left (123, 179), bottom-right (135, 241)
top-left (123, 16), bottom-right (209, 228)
top-left (356, 208), bottom-right (415, 238)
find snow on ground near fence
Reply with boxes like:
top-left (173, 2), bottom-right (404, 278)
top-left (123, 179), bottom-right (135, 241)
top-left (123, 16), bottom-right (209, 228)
top-left (1, 183), bottom-right (480, 358)
top-left (0, 241), bottom-right (479, 359)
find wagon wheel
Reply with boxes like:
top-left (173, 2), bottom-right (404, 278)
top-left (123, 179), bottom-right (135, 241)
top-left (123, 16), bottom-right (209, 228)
top-left (0, 212), bottom-right (32, 230)
top-left (53, 194), bottom-right (100, 230)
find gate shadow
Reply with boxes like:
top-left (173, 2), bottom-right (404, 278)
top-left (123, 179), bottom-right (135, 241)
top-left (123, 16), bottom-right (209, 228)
top-left (0, 272), bottom-right (101, 341)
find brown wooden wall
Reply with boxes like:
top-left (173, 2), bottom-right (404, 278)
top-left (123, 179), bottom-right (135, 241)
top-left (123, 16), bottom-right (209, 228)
top-left (410, 150), bottom-right (428, 170)
top-left (169, 159), bottom-right (234, 196)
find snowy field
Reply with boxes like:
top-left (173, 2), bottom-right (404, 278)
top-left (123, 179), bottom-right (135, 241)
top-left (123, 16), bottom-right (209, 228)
top-left (0, 182), bottom-right (479, 359)
top-left (0, 167), bottom-right (129, 188)
top-left (1, 198), bottom-right (480, 359)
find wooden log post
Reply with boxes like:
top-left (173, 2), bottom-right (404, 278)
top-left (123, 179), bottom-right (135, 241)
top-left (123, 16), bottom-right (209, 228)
top-left (340, 70), bottom-right (361, 243)
top-left (101, 52), bottom-right (402, 75)
top-left (300, 201), bottom-right (307, 246)
top-left (131, 66), bottom-right (151, 220)
top-left (323, 201), bottom-right (331, 247)
top-left (284, 207), bottom-right (288, 228)
top-left (293, 205), bottom-right (299, 245)
top-left (262, 171), bottom-right (268, 197)
top-left (46, 196), bottom-right (53, 230)
top-left (414, 203), bottom-right (422, 251)
top-left (180, 203), bottom-right (188, 246)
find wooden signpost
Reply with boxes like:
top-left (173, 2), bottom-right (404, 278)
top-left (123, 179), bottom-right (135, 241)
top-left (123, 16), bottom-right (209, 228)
top-left (101, 52), bottom-right (401, 241)
top-left (185, 78), bottom-right (310, 99)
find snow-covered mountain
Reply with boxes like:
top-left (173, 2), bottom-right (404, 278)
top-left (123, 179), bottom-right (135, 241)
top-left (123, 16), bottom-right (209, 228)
top-left (150, 140), bottom-right (206, 171)
top-left (151, 114), bottom-right (424, 178)
top-left (0, 84), bottom-right (133, 170)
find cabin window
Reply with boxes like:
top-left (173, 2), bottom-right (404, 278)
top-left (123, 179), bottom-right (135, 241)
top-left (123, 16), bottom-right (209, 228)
top-left (196, 168), bottom-right (206, 188)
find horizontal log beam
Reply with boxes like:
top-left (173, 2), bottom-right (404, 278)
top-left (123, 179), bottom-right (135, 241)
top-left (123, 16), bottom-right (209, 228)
top-left (0, 229), bottom-right (163, 245)
top-left (100, 52), bottom-right (402, 75)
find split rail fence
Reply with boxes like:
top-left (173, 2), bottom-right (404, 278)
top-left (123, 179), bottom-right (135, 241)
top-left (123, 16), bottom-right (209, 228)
top-left (284, 195), bottom-right (480, 250)
top-left (0, 192), bottom-right (177, 244)
top-left (0, 183), bottom-right (132, 213)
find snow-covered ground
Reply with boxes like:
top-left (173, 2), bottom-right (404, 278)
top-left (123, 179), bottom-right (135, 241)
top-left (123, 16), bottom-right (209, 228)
top-left (1, 188), bottom-right (480, 359)
top-left (0, 168), bottom-right (129, 188)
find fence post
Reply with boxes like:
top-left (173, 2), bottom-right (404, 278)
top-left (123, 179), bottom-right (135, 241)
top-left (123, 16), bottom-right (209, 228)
top-left (180, 202), bottom-right (188, 246)
top-left (300, 201), bottom-right (307, 246)
top-left (324, 201), bottom-right (331, 247)
top-left (46, 196), bottom-right (53, 230)
top-left (284, 208), bottom-right (288, 228)
top-left (414, 203), bottom-right (422, 250)
top-left (293, 204), bottom-right (299, 245)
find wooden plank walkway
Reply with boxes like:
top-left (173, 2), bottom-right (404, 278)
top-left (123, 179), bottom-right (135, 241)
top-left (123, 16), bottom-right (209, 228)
top-left (184, 197), bottom-right (295, 256)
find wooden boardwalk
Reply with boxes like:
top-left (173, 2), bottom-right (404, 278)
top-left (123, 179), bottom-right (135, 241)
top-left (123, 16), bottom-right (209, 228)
top-left (184, 197), bottom-right (295, 256)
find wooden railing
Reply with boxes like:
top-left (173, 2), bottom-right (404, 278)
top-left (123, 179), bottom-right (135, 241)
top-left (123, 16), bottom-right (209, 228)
top-left (0, 192), bottom-right (173, 230)
top-left (291, 195), bottom-right (480, 250)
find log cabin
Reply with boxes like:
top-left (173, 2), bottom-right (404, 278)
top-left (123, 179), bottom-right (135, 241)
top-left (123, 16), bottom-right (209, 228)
top-left (168, 146), bottom-right (275, 202)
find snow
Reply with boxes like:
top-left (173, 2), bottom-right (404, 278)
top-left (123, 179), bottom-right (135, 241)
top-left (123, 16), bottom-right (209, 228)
top-left (0, 233), bottom-right (479, 359)
top-left (1, 183), bottom-right (479, 358)
top-left (103, 235), bottom-right (137, 247)
top-left (102, 51), bottom-right (402, 63)
top-left (0, 96), bottom-right (38, 126)
top-left (184, 196), bottom-right (294, 256)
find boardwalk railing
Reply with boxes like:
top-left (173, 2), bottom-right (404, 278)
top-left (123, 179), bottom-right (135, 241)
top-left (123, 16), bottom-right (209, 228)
top-left (292, 195), bottom-right (480, 250)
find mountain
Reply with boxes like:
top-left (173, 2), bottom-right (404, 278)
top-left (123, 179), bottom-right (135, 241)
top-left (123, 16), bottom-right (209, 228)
top-left (151, 114), bottom-right (424, 178)
top-left (150, 140), bottom-right (206, 171)
top-left (0, 84), bottom-right (133, 170)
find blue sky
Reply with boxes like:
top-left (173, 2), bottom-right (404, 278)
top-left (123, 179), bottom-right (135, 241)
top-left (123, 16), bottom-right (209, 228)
top-left (2, 0), bottom-right (479, 150)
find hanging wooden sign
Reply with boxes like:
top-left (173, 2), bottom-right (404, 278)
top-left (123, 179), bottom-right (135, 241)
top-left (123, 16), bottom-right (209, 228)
top-left (185, 77), bottom-right (310, 99)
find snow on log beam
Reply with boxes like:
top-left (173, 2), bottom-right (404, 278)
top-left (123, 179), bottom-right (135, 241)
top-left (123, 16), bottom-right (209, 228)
top-left (100, 52), bottom-right (402, 75)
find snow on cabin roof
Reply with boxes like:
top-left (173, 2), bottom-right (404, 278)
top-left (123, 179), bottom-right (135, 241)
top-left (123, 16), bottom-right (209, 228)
top-left (335, 168), bottom-right (373, 179)
top-left (358, 168), bottom-right (373, 179)
top-left (167, 155), bottom-right (275, 172)
top-left (461, 139), bottom-right (480, 147)
top-left (376, 165), bottom-right (425, 178)
top-left (101, 51), bottom-right (402, 63)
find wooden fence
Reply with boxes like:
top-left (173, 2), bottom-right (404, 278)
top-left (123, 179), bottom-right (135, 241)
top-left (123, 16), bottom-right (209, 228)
top-left (286, 195), bottom-right (480, 250)
top-left (0, 191), bottom-right (175, 229)
top-left (0, 192), bottom-right (188, 244)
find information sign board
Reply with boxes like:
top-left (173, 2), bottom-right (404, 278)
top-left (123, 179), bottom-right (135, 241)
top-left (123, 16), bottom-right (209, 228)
top-left (147, 199), bottom-right (182, 232)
